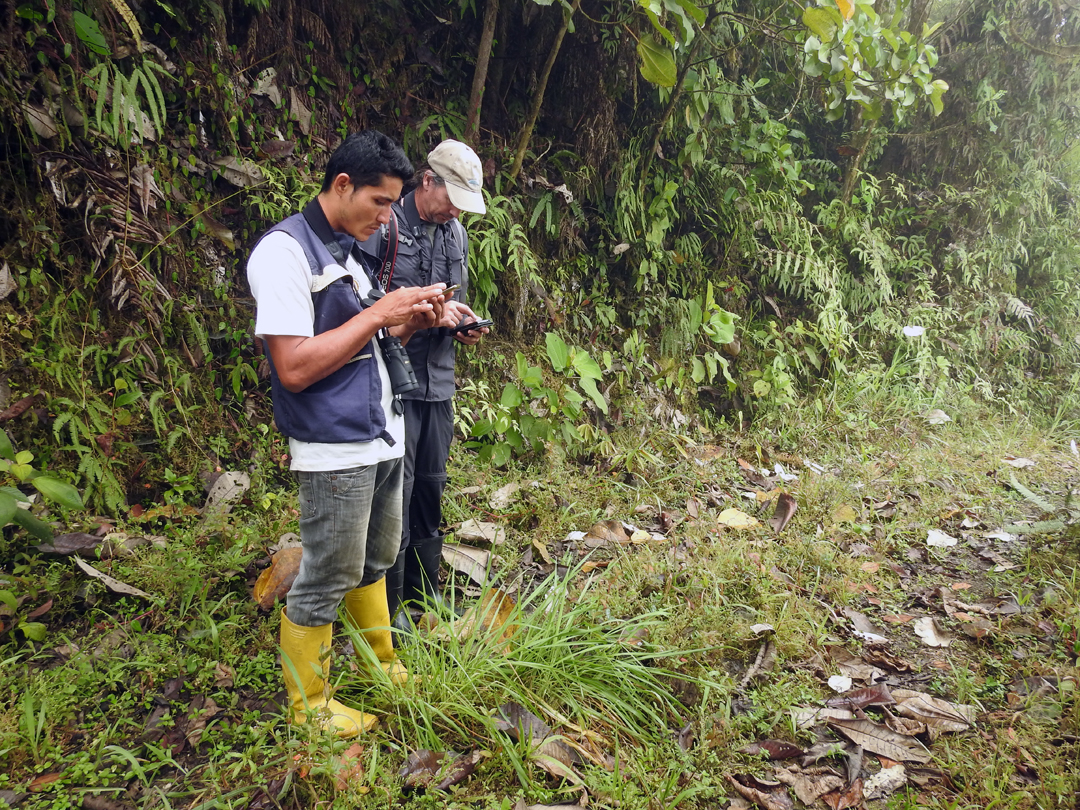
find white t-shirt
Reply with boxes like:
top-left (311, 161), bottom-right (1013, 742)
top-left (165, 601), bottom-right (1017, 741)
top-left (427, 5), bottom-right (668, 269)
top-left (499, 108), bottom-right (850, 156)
top-left (247, 230), bottom-right (405, 471)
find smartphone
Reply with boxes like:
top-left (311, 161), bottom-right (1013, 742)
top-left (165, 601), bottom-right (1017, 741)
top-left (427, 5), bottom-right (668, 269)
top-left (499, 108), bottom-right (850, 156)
top-left (440, 283), bottom-right (462, 297)
top-left (451, 318), bottom-right (493, 335)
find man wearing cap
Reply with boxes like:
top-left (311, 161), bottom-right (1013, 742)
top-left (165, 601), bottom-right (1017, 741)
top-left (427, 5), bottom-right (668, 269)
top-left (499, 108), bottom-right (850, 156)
top-left (360, 139), bottom-right (489, 628)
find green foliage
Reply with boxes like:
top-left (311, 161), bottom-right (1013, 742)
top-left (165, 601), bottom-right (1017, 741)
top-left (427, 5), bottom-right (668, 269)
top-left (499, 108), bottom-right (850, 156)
top-left (800, 0), bottom-right (947, 121)
top-left (85, 58), bottom-right (170, 144)
top-left (464, 339), bottom-right (608, 467)
top-left (0, 430), bottom-right (83, 541)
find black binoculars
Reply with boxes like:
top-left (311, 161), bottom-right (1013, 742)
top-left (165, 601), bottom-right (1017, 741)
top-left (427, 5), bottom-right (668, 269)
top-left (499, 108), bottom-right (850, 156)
top-left (376, 329), bottom-right (419, 400)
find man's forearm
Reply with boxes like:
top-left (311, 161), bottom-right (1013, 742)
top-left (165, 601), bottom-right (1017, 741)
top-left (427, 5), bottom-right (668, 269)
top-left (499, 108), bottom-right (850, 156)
top-left (268, 310), bottom-right (385, 392)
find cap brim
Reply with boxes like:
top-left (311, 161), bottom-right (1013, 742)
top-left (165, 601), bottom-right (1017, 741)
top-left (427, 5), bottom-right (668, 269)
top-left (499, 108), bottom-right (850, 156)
top-left (445, 182), bottom-right (486, 215)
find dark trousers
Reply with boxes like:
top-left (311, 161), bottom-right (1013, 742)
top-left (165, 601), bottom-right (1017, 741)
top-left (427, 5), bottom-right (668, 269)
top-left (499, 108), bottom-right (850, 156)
top-left (397, 399), bottom-right (453, 603)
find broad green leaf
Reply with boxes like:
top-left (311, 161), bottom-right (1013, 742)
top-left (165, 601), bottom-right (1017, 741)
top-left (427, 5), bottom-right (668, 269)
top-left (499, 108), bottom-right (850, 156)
top-left (578, 377), bottom-right (609, 414)
top-left (561, 422), bottom-right (582, 445)
top-left (705, 310), bottom-right (737, 344)
top-left (73, 10), bottom-right (109, 56)
top-left (666, 0), bottom-right (706, 26)
top-left (0, 492), bottom-right (17, 526)
top-left (19, 621), bottom-right (47, 642)
top-left (0, 589), bottom-right (16, 611)
top-left (504, 429), bottom-right (524, 450)
top-left (522, 365), bottom-right (545, 389)
top-left (501, 383), bottom-right (524, 408)
top-left (115, 391), bottom-right (142, 407)
top-left (571, 352), bottom-right (604, 380)
top-left (802, 8), bottom-right (840, 41)
top-left (929, 79), bottom-right (948, 115)
top-left (0, 486), bottom-right (25, 502)
top-left (0, 429), bottom-right (13, 461)
top-left (15, 450), bottom-right (33, 464)
top-left (10, 506), bottom-right (52, 542)
top-left (492, 443), bottom-right (512, 467)
top-left (31, 477), bottom-right (84, 510)
top-left (10, 463), bottom-right (34, 482)
top-left (692, 357), bottom-right (706, 383)
top-left (545, 332), bottom-right (570, 372)
top-left (637, 36), bottom-right (677, 87)
top-left (470, 419), bottom-right (493, 438)
top-left (643, 7), bottom-right (676, 45)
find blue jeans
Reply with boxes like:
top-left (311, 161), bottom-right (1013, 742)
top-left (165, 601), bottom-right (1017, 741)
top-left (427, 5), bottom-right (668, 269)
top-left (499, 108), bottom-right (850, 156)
top-left (286, 458), bottom-right (403, 627)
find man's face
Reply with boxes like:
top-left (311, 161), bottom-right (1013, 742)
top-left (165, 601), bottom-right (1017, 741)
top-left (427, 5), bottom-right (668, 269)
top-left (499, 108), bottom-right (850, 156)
top-left (415, 173), bottom-right (461, 225)
top-left (339, 175), bottom-right (403, 239)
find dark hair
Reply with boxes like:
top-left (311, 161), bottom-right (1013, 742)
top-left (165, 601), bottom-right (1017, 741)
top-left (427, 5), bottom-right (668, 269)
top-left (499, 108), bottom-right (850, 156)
top-left (321, 131), bottom-right (414, 192)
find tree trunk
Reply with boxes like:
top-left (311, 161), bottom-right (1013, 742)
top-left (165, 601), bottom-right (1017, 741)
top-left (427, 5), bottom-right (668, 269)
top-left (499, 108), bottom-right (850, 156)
top-left (840, 108), bottom-right (875, 205)
top-left (464, 0), bottom-right (500, 146)
top-left (508, 0), bottom-right (583, 182)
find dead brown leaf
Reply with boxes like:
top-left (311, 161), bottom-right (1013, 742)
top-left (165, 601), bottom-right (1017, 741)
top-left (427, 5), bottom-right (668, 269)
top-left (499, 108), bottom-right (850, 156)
top-left (332, 743), bottom-right (367, 791)
top-left (768, 493), bottom-right (798, 533)
top-left (73, 558), bottom-right (153, 600)
top-left (825, 683), bottom-right (894, 710)
top-left (828, 718), bottom-right (932, 763)
top-left (434, 751), bottom-right (483, 791)
top-left (583, 519), bottom-right (629, 547)
top-left (739, 739), bottom-right (805, 760)
top-left (452, 588), bottom-right (517, 646)
top-left (822, 777), bottom-right (863, 810)
top-left (677, 722), bottom-right (695, 752)
top-left (28, 772), bottom-right (62, 791)
top-left (399, 750), bottom-right (451, 790)
top-left (37, 532), bottom-right (101, 557)
top-left (442, 543), bottom-right (492, 584)
top-left (532, 538), bottom-right (554, 564)
top-left (774, 766), bottom-right (844, 806)
top-left (726, 774), bottom-right (793, 810)
top-left (861, 645), bottom-right (911, 672)
top-left (891, 689), bottom-right (975, 733)
top-left (252, 547), bottom-right (302, 610)
top-left (792, 707), bottom-right (857, 730)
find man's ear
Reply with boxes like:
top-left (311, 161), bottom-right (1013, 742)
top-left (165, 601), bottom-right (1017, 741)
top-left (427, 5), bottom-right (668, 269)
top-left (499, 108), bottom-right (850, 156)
top-left (331, 173), bottom-right (353, 195)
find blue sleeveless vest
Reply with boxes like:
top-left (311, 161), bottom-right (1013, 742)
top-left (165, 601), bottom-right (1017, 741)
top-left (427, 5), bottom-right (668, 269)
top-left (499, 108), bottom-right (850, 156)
top-left (258, 212), bottom-right (392, 445)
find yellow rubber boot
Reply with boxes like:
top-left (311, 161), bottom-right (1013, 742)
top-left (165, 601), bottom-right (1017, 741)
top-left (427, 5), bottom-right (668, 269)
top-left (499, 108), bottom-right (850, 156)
top-left (279, 609), bottom-right (379, 738)
top-left (342, 579), bottom-right (408, 685)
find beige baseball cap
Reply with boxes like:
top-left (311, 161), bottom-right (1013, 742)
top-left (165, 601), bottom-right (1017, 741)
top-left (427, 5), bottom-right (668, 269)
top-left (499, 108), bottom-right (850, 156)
top-left (428, 139), bottom-right (486, 215)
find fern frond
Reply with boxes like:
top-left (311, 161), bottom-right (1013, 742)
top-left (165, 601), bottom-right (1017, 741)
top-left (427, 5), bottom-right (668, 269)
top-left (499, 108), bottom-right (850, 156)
top-left (1009, 471), bottom-right (1056, 513)
top-left (1003, 519), bottom-right (1066, 535)
top-left (105, 0), bottom-right (142, 47)
top-left (1005, 296), bottom-right (1036, 328)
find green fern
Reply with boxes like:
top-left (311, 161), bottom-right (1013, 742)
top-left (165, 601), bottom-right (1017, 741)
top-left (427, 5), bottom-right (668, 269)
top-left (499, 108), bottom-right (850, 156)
top-left (1008, 471), bottom-right (1056, 514)
top-left (86, 58), bottom-right (169, 144)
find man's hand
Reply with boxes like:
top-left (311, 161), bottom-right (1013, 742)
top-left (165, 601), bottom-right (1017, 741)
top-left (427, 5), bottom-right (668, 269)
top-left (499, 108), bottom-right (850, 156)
top-left (385, 284), bottom-right (447, 345)
top-left (445, 300), bottom-right (489, 345)
top-left (368, 284), bottom-right (446, 328)
top-left (266, 284), bottom-right (446, 392)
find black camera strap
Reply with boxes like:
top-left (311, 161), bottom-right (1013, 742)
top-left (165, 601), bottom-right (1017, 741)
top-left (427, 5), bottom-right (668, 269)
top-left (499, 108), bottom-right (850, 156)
top-left (379, 211), bottom-right (399, 289)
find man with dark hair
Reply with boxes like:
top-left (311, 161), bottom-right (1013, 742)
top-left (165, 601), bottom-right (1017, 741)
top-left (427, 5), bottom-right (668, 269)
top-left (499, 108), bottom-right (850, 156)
top-left (248, 131), bottom-right (450, 738)
top-left (361, 139), bottom-right (489, 630)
